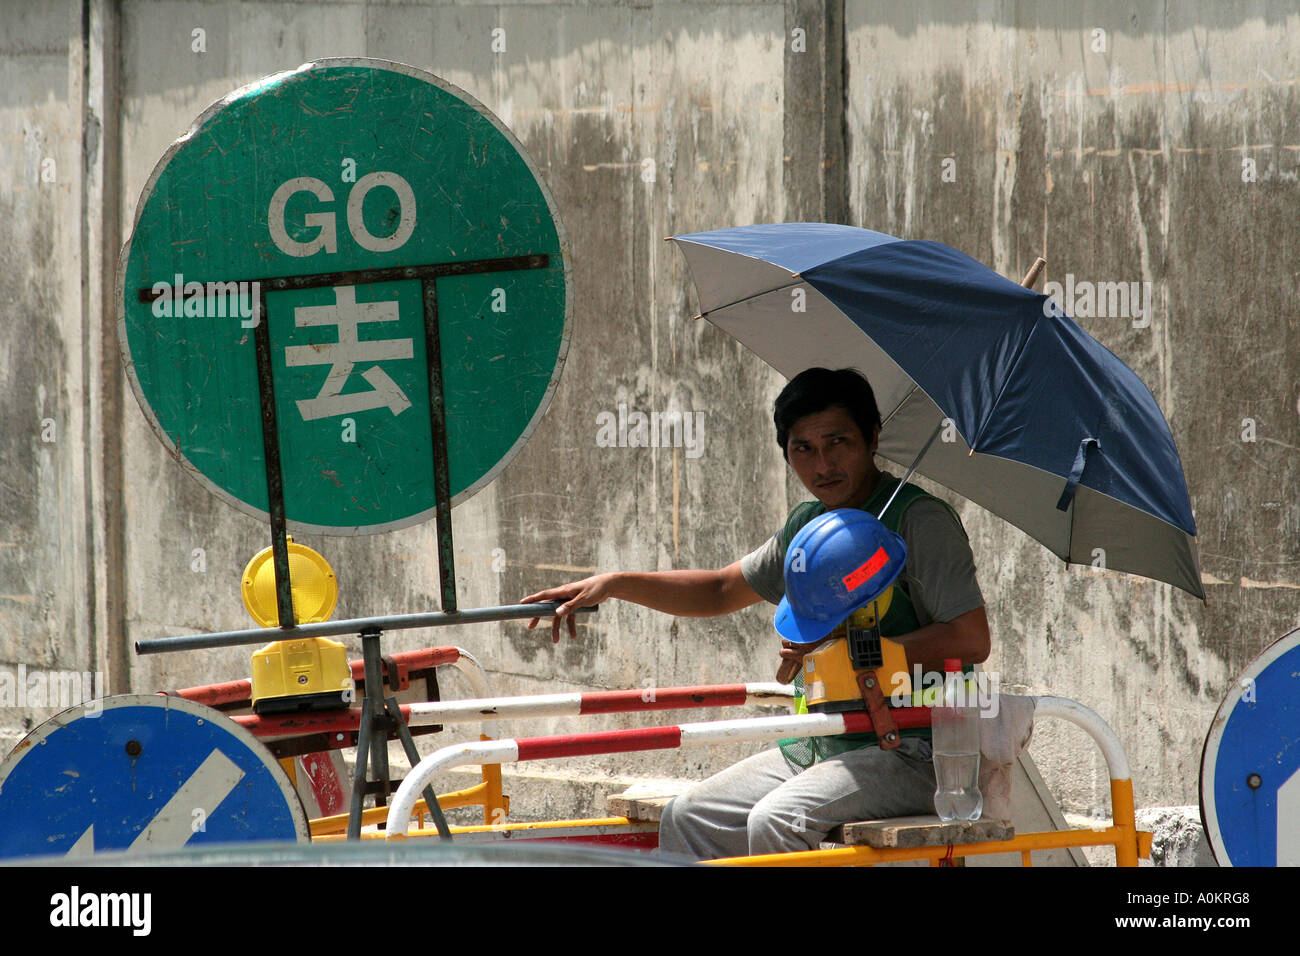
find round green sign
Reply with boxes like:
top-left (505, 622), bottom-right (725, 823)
top-left (118, 59), bottom-right (569, 534)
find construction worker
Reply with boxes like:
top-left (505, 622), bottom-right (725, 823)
top-left (522, 367), bottom-right (989, 858)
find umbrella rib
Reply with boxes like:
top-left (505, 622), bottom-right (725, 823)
top-left (696, 278), bottom-right (805, 319)
top-left (879, 383), bottom-right (921, 431)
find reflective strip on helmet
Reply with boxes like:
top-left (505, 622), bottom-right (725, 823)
top-left (842, 545), bottom-right (889, 591)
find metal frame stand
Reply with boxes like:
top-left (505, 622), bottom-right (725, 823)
top-left (244, 262), bottom-right (555, 842)
top-left (346, 628), bottom-right (452, 840)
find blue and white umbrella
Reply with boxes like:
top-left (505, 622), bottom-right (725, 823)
top-left (670, 222), bottom-right (1202, 599)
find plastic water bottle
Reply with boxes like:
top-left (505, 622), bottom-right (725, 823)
top-left (932, 658), bottom-right (983, 822)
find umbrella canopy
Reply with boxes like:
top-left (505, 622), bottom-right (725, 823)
top-left (670, 222), bottom-right (1203, 599)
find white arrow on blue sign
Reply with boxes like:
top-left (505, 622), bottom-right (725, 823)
top-left (1201, 626), bottom-right (1300, 866)
top-left (0, 695), bottom-right (309, 859)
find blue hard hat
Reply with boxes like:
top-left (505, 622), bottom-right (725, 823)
top-left (774, 509), bottom-right (908, 644)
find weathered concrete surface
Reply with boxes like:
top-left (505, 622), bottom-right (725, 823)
top-left (1, 1), bottom-right (1297, 832)
top-left (0, 0), bottom-right (104, 738)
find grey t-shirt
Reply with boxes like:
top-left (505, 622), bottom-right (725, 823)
top-left (739, 490), bottom-right (984, 628)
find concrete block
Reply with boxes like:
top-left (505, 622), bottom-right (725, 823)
top-left (1136, 805), bottom-right (1218, 867)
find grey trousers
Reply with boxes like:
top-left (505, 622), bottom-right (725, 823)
top-left (658, 738), bottom-right (938, 860)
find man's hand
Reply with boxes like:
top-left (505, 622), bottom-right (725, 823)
top-left (776, 637), bottom-right (825, 683)
top-left (521, 573), bottom-right (618, 643)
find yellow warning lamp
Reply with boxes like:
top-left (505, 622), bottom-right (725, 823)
top-left (242, 536), bottom-right (354, 715)
top-left (802, 589), bottom-right (912, 711)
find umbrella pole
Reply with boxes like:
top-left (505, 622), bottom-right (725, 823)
top-left (1020, 256), bottom-right (1047, 289)
top-left (878, 420), bottom-right (944, 521)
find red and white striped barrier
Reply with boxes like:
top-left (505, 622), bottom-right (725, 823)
top-left (160, 645), bottom-right (490, 710)
top-left (235, 681), bottom-right (794, 739)
top-left (384, 708), bottom-right (932, 837)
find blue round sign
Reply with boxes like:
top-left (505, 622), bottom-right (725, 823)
top-left (1200, 627), bottom-right (1300, 866)
top-left (0, 695), bottom-right (309, 859)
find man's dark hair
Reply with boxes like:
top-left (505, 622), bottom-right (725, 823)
top-left (773, 367), bottom-right (882, 459)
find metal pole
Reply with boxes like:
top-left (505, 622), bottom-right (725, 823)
top-left (346, 629), bottom-right (391, 840)
top-left (346, 695), bottom-right (373, 840)
top-left (134, 603), bottom-right (597, 655)
top-left (877, 419), bottom-right (944, 521)
top-left (360, 629), bottom-right (391, 817)
top-left (422, 277), bottom-right (457, 613)
top-left (252, 285), bottom-right (295, 628)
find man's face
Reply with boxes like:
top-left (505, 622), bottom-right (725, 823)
top-left (785, 406), bottom-right (880, 510)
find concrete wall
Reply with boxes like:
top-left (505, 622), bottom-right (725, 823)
top-left (2, 0), bottom-right (1297, 822)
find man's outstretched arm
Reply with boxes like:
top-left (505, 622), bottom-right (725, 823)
top-left (522, 561), bottom-right (764, 642)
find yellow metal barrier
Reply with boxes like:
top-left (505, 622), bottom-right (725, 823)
top-left (708, 775), bottom-right (1151, 867)
top-left (480, 748), bottom-right (506, 825)
top-left (315, 816), bottom-right (649, 842)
